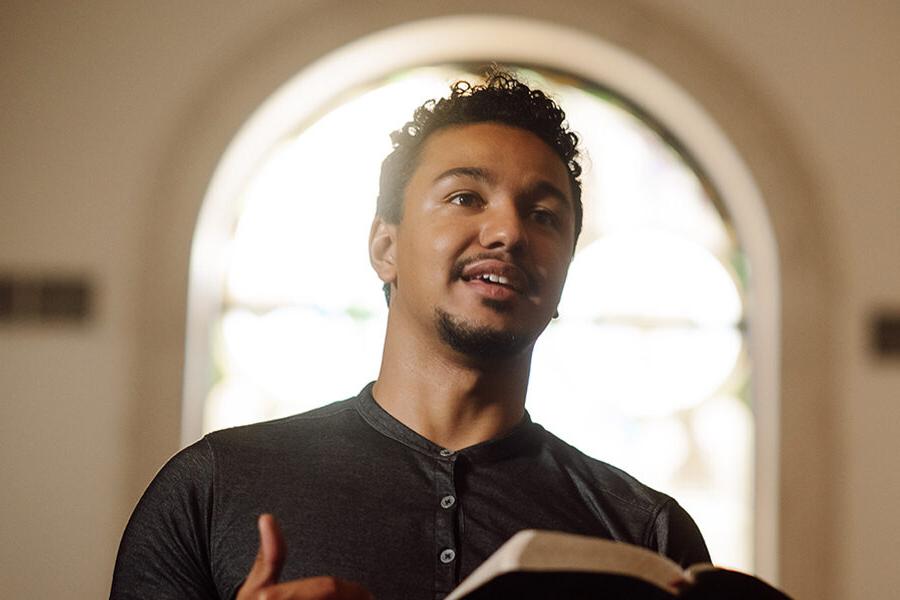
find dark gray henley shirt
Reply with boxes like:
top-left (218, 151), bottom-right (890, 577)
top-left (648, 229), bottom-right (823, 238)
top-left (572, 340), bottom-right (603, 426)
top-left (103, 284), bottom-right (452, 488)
top-left (111, 383), bottom-right (709, 599)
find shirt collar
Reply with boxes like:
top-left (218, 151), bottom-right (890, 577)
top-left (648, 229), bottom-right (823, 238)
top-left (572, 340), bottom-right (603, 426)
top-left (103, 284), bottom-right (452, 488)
top-left (353, 381), bottom-right (541, 464)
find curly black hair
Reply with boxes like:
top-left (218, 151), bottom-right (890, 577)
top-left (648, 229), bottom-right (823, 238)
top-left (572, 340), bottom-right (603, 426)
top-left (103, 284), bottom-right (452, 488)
top-left (376, 69), bottom-right (584, 305)
top-left (377, 69), bottom-right (583, 238)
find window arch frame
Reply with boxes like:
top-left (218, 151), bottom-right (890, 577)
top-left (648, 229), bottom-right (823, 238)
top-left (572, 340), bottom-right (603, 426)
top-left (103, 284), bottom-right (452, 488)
top-left (183, 15), bottom-right (780, 582)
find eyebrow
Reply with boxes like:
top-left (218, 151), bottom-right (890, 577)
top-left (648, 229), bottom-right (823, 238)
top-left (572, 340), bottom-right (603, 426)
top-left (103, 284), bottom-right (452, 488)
top-left (432, 166), bottom-right (496, 186)
top-left (524, 180), bottom-right (571, 208)
top-left (432, 167), bottom-right (571, 207)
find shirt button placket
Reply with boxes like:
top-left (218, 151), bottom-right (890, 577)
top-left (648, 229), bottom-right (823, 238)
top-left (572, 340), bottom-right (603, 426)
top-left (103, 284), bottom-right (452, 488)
top-left (434, 448), bottom-right (459, 597)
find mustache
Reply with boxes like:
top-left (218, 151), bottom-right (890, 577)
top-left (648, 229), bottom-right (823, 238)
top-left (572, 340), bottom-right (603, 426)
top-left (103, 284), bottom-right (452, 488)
top-left (451, 252), bottom-right (537, 292)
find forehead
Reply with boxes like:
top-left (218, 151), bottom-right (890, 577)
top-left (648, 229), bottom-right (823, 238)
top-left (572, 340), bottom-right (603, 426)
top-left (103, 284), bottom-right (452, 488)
top-left (412, 122), bottom-right (572, 192)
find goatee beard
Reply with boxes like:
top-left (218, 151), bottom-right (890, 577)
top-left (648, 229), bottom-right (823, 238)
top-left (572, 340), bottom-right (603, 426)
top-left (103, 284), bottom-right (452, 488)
top-left (435, 307), bottom-right (531, 360)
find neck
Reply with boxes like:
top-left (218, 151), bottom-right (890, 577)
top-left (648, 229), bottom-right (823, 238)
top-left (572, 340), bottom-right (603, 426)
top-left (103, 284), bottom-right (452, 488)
top-left (373, 311), bottom-right (532, 451)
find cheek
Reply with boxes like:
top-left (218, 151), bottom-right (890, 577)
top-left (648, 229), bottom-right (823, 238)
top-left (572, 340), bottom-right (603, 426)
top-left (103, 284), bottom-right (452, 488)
top-left (533, 235), bottom-right (571, 271)
top-left (422, 218), bottom-right (472, 262)
top-left (396, 222), bottom-right (463, 290)
top-left (430, 229), bottom-right (461, 259)
top-left (542, 253), bottom-right (573, 296)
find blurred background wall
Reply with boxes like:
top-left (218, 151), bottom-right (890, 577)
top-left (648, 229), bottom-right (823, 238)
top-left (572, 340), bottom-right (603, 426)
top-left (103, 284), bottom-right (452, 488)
top-left (1, 1), bottom-right (897, 598)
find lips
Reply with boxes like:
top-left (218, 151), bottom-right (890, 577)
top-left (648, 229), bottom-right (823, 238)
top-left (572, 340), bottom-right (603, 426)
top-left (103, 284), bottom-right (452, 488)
top-left (458, 258), bottom-right (531, 295)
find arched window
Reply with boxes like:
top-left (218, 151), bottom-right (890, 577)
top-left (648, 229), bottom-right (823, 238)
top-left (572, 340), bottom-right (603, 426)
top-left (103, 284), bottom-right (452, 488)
top-left (185, 17), bottom-right (779, 579)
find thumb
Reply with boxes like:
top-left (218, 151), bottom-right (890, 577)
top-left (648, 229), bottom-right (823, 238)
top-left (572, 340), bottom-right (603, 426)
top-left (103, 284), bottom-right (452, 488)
top-left (240, 513), bottom-right (286, 594)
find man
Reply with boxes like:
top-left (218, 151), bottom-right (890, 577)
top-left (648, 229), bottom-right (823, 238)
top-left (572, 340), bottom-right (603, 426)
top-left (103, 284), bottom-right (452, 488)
top-left (112, 71), bottom-right (709, 600)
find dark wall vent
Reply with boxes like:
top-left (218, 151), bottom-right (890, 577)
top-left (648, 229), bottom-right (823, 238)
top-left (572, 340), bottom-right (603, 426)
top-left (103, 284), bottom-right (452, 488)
top-left (0, 273), bottom-right (93, 324)
top-left (873, 310), bottom-right (900, 359)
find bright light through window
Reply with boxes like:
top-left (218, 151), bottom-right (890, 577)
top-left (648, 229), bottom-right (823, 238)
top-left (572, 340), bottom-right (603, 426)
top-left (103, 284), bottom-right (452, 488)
top-left (202, 65), bottom-right (753, 572)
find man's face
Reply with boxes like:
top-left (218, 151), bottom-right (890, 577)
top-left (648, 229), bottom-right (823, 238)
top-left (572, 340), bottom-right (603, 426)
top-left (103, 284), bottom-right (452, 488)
top-left (389, 122), bottom-right (576, 359)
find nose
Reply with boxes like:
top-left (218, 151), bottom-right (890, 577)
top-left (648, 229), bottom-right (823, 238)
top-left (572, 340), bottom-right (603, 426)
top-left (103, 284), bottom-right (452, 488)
top-left (478, 202), bottom-right (527, 251)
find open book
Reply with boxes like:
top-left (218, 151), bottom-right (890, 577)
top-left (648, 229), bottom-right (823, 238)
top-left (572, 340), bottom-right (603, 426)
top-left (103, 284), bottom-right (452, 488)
top-left (446, 530), bottom-right (791, 599)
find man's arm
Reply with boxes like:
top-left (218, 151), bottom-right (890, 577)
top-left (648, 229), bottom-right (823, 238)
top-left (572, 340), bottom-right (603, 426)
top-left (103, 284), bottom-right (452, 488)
top-left (647, 498), bottom-right (711, 568)
top-left (111, 441), bottom-right (373, 599)
top-left (111, 440), bottom-right (219, 599)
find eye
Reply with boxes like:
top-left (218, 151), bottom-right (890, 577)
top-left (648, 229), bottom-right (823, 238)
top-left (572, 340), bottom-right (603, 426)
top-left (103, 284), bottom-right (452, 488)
top-left (531, 207), bottom-right (560, 228)
top-left (448, 192), bottom-right (484, 208)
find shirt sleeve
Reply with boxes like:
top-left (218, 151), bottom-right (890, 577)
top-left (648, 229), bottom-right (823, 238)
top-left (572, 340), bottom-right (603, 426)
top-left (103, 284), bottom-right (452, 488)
top-left (646, 498), bottom-right (712, 569)
top-left (110, 438), bottom-right (219, 599)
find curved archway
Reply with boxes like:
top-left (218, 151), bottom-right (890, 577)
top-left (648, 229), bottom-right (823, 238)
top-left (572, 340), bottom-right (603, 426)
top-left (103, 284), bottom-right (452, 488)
top-left (138, 7), bottom-right (840, 594)
top-left (183, 16), bottom-right (779, 578)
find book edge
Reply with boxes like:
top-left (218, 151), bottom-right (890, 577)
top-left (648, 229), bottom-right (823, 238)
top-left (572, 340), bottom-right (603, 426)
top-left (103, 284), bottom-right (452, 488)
top-left (445, 530), bottom-right (687, 599)
top-left (445, 530), bottom-right (538, 600)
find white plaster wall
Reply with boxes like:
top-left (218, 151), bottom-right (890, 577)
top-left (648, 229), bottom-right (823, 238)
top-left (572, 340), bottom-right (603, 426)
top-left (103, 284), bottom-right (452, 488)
top-left (1, 2), bottom-right (897, 598)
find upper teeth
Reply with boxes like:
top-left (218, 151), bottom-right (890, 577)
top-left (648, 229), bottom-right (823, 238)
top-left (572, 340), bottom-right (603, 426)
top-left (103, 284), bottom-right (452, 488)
top-left (479, 273), bottom-right (510, 285)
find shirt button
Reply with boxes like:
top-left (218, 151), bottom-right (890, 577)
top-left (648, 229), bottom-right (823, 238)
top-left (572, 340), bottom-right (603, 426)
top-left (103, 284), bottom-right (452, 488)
top-left (439, 448), bottom-right (454, 457)
top-left (440, 548), bottom-right (456, 564)
top-left (440, 495), bottom-right (456, 509)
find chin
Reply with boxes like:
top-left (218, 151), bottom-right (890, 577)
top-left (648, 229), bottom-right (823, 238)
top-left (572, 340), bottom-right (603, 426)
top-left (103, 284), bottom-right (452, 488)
top-left (434, 307), bottom-right (536, 361)
top-left (479, 297), bottom-right (516, 314)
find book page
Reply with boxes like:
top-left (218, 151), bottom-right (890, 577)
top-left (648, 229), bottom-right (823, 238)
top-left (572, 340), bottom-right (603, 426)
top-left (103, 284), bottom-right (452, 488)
top-left (447, 530), bottom-right (688, 600)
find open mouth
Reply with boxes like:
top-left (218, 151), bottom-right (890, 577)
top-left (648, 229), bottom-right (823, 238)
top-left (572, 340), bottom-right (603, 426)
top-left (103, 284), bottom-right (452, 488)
top-left (458, 259), bottom-right (530, 296)
top-left (463, 272), bottom-right (513, 287)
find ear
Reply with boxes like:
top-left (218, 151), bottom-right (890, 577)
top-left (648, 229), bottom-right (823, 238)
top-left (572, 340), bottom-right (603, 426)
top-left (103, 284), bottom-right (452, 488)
top-left (369, 216), bottom-right (398, 289)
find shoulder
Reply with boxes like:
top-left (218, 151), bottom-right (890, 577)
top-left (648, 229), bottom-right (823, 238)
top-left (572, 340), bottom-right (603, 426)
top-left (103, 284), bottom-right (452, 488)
top-left (534, 425), bottom-right (671, 514)
top-left (194, 392), bottom-right (377, 494)
top-left (532, 425), bottom-right (710, 566)
top-left (121, 438), bottom-right (217, 518)
top-left (126, 391), bottom-right (363, 535)
top-left (204, 394), bottom-right (360, 453)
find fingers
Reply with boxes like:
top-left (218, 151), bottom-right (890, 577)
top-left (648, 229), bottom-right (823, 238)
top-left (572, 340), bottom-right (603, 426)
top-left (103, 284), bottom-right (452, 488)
top-left (237, 516), bottom-right (374, 600)
top-left (259, 514), bottom-right (286, 578)
top-left (237, 514), bottom-right (287, 598)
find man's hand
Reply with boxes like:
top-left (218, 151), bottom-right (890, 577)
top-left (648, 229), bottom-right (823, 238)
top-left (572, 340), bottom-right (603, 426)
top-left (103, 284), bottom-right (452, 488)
top-left (236, 514), bottom-right (374, 600)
